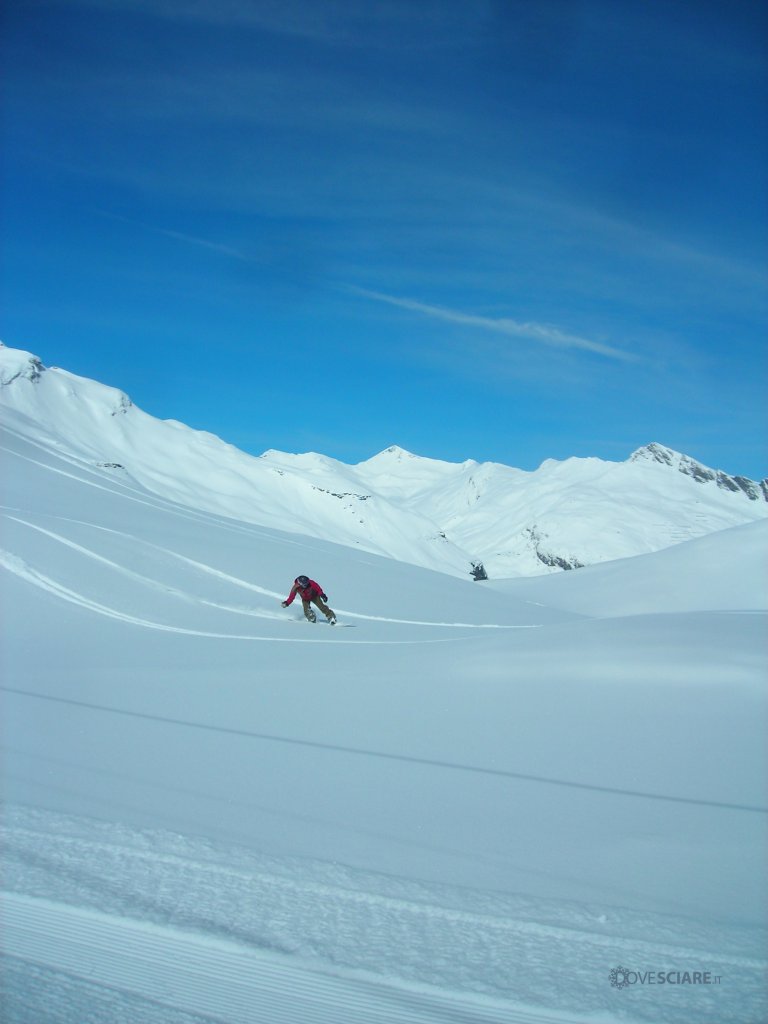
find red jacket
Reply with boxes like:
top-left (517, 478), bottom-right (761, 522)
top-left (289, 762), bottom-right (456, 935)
top-left (284, 579), bottom-right (324, 605)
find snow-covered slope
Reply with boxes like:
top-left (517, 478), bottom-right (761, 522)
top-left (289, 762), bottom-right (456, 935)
top-left (1, 342), bottom-right (765, 581)
top-left (2, 368), bottom-right (766, 1023)
top-left (345, 442), bottom-right (768, 577)
top-left (493, 518), bottom-right (768, 618)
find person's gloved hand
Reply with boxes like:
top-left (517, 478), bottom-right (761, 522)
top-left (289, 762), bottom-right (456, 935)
top-left (281, 601), bottom-right (289, 608)
top-left (321, 592), bottom-right (328, 601)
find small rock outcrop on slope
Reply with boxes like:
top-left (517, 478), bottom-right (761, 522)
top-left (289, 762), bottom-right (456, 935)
top-left (525, 527), bottom-right (585, 572)
top-left (0, 343), bottom-right (45, 385)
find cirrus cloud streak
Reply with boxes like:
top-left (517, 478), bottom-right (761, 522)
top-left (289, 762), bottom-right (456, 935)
top-left (350, 287), bottom-right (639, 363)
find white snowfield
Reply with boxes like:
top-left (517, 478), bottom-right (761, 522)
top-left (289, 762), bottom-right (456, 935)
top-left (1, 343), bottom-right (767, 1023)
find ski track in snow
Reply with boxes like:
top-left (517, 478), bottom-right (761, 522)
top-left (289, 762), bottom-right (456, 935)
top-left (1, 893), bottom-right (589, 1024)
top-left (0, 548), bottom-right (469, 646)
top-left (1, 510), bottom-right (534, 637)
top-left (3, 810), bottom-right (765, 1024)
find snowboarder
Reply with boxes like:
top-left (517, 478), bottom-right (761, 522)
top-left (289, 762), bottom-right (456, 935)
top-left (282, 575), bottom-right (336, 624)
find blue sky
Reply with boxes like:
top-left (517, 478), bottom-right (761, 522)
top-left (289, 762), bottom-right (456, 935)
top-left (2, 0), bottom-right (766, 477)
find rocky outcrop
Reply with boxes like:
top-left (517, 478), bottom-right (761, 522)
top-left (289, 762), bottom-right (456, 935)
top-left (0, 346), bottom-right (45, 385)
top-left (525, 527), bottom-right (584, 572)
top-left (631, 443), bottom-right (767, 503)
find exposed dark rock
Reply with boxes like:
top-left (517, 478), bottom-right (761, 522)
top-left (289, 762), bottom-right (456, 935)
top-left (312, 486), bottom-right (371, 501)
top-left (632, 443), bottom-right (766, 503)
top-left (525, 526), bottom-right (584, 572)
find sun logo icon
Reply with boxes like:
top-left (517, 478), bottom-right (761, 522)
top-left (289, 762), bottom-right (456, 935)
top-left (610, 966), bottom-right (632, 989)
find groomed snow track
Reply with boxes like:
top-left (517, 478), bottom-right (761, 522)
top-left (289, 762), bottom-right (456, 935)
top-left (2, 893), bottom-right (588, 1024)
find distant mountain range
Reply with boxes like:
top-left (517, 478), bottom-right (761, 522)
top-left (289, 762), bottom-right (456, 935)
top-left (2, 342), bottom-right (766, 579)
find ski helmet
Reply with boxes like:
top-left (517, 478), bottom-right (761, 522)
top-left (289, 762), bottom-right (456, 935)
top-left (296, 575), bottom-right (310, 587)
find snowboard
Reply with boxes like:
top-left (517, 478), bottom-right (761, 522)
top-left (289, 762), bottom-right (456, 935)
top-left (287, 615), bottom-right (354, 627)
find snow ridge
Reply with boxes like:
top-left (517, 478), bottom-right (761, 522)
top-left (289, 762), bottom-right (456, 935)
top-left (631, 442), bottom-right (768, 502)
top-left (1, 343), bottom-right (765, 580)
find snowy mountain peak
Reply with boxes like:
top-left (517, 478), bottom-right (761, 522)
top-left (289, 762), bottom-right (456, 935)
top-left (631, 442), bottom-right (694, 468)
top-left (358, 445), bottom-right (481, 474)
top-left (631, 442), bottom-right (767, 502)
top-left (362, 445), bottom-right (420, 463)
top-left (0, 341), bottom-right (134, 414)
top-left (0, 341), bottom-right (45, 385)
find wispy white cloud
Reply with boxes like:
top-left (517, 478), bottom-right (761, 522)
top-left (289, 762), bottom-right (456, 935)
top-left (151, 227), bottom-right (255, 263)
top-left (96, 210), bottom-right (260, 263)
top-left (349, 287), bottom-right (639, 363)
